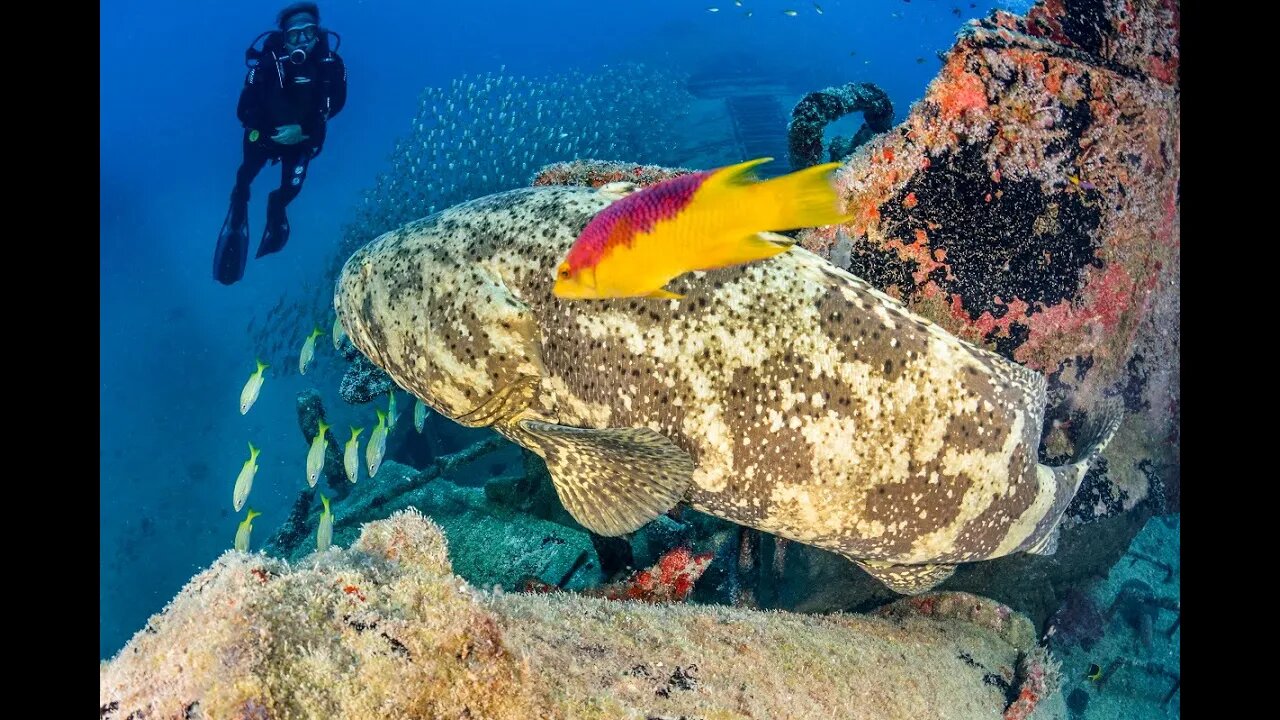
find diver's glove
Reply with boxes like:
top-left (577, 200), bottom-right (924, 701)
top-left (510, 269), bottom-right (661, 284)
top-left (271, 124), bottom-right (310, 145)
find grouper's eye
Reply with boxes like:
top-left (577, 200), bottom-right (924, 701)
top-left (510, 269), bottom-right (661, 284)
top-left (557, 265), bottom-right (571, 279)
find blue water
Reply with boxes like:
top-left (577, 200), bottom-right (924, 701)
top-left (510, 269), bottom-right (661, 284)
top-left (101, 0), bottom-right (991, 660)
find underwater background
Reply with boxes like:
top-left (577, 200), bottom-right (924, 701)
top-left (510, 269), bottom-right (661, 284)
top-left (102, 0), bottom-right (1177, 717)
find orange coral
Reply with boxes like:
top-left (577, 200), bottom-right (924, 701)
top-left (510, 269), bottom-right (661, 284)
top-left (936, 53), bottom-right (990, 121)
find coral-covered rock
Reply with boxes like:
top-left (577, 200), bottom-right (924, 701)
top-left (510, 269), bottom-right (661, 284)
top-left (1003, 646), bottom-right (1062, 720)
top-left (531, 159), bottom-right (692, 189)
top-left (787, 82), bottom-right (895, 169)
top-left (876, 591), bottom-right (1036, 651)
top-left (102, 511), bottom-right (1067, 720)
top-left (339, 353), bottom-right (394, 404)
top-left (797, 0), bottom-right (1179, 518)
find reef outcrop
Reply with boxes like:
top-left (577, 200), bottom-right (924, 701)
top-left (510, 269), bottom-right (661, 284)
top-left (102, 510), bottom-right (1064, 720)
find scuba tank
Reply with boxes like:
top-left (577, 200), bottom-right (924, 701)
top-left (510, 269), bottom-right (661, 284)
top-left (316, 31), bottom-right (342, 119)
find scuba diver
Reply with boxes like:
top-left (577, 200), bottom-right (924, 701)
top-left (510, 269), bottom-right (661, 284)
top-left (214, 2), bottom-right (347, 285)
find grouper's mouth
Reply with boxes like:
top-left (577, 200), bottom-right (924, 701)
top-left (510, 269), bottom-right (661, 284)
top-left (452, 376), bottom-right (540, 428)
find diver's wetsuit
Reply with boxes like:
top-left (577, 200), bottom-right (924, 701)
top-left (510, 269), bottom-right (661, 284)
top-left (214, 31), bottom-right (346, 285)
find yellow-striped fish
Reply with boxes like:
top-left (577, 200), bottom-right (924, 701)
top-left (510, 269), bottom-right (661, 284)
top-left (553, 157), bottom-right (851, 299)
top-left (332, 313), bottom-right (346, 351)
top-left (386, 390), bottom-right (398, 430)
top-left (316, 494), bottom-right (333, 552)
top-left (414, 398), bottom-right (429, 433)
top-left (298, 327), bottom-right (325, 375)
top-left (367, 409), bottom-right (387, 478)
top-left (306, 420), bottom-right (330, 487)
top-left (235, 508), bottom-right (261, 551)
top-left (344, 427), bottom-right (363, 483)
top-left (239, 359), bottom-right (268, 414)
top-left (233, 442), bottom-right (260, 511)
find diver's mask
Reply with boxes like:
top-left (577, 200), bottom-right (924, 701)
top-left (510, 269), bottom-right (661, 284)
top-left (282, 23), bottom-right (318, 64)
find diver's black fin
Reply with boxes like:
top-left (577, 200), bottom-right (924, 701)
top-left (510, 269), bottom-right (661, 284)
top-left (213, 200), bottom-right (250, 285)
top-left (256, 191), bottom-right (291, 258)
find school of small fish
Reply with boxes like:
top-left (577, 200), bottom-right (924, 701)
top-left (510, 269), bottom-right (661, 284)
top-left (226, 315), bottom-right (414, 552)
top-left (704, 4), bottom-right (821, 17)
top-left (351, 64), bottom-right (690, 242)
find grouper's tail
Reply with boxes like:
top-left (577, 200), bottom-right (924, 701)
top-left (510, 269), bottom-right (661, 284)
top-left (1051, 397), bottom-right (1126, 495)
top-left (1026, 398), bottom-right (1125, 556)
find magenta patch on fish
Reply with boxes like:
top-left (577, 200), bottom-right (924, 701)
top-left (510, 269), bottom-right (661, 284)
top-left (565, 170), bottom-right (712, 271)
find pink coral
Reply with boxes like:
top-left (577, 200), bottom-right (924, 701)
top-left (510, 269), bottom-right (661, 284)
top-left (523, 547), bottom-right (714, 604)
top-left (1003, 646), bottom-right (1060, 720)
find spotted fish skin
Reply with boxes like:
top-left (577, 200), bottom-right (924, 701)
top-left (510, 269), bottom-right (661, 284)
top-left (337, 186), bottom-right (1110, 589)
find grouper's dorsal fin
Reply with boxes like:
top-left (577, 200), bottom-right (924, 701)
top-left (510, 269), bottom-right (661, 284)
top-left (852, 559), bottom-right (957, 595)
top-left (514, 419), bottom-right (694, 536)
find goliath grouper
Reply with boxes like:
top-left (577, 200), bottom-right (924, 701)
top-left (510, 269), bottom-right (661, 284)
top-left (335, 184), bottom-right (1121, 593)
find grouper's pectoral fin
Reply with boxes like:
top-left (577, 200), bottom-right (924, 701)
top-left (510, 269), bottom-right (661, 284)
top-left (851, 558), bottom-right (957, 595)
top-left (512, 419), bottom-right (695, 536)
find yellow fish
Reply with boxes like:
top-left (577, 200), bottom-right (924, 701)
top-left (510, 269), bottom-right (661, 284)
top-left (316, 494), bottom-right (333, 552)
top-left (332, 313), bottom-right (346, 351)
top-left (298, 327), bottom-right (325, 375)
top-left (553, 157), bottom-right (851, 300)
top-left (344, 426), bottom-right (363, 483)
top-left (233, 442), bottom-right (260, 512)
top-left (367, 409), bottom-right (388, 478)
top-left (235, 508), bottom-right (261, 551)
top-left (783, 9), bottom-right (798, 16)
top-left (239, 359), bottom-right (268, 414)
top-left (414, 398), bottom-right (429, 433)
top-left (306, 420), bottom-right (330, 487)
top-left (386, 390), bottom-right (399, 430)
